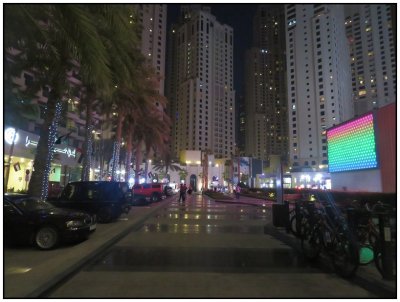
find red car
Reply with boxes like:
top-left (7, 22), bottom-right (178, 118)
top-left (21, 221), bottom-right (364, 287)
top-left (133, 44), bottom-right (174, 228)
top-left (132, 183), bottom-right (166, 202)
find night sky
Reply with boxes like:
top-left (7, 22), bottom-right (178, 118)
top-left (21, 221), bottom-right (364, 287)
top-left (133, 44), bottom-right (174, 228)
top-left (167, 4), bottom-right (258, 98)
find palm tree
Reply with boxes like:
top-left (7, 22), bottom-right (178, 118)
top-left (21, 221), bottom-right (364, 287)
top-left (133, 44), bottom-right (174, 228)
top-left (5, 5), bottom-right (112, 199)
top-left (142, 104), bottom-right (171, 173)
top-left (132, 101), bottom-right (170, 184)
top-left (115, 65), bottom-right (166, 183)
top-left (79, 5), bottom-right (142, 181)
top-left (110, 79), bottom-right (152, 181)
top-left (178, 169), bottom-right (188, 183)
top-left (123, 122), bottom-right (135, 182)
top-left (152, 152), bottom-right (183, 177)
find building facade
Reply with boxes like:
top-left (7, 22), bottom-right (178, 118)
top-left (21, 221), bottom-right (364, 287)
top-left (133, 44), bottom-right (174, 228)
top-left (166, 5), bottom-right (236, 159)
top-left (4, 69), bottom-right (95, 191)
top-left (244, 5), bottom-right (288, 163)
top-left (344, 5), bottom-right (396, 116)
top-left (285, 4), bottom-right (353, 182)
top-left (135, 4), bottom-right (167, 95)
top-left (237, 95), bottom-right (246, 155)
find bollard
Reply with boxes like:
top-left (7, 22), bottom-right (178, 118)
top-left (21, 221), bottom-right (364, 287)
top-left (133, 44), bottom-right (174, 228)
top-left (377, 213), bottom-right (394, 280)
top-left (272, 201), bottom-right (289, 230)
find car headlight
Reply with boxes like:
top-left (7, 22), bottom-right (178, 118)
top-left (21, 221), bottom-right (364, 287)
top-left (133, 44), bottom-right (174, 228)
top-left (66, 220), bottom-right (85, 228)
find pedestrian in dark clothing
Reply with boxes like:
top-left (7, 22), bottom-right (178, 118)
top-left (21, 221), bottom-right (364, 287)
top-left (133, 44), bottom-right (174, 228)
top-left (178, 183), bottom-right (187, 202)
top-left (235, 184), bottom-right (241, 199)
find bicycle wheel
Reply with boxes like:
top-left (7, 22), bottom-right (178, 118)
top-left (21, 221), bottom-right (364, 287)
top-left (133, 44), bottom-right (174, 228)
top-left (331, 233), bottom-right (359, 278)
top-left (301, 224), bottom-right (322, 260)
top-left (290, 214), bottom-right (299, 236)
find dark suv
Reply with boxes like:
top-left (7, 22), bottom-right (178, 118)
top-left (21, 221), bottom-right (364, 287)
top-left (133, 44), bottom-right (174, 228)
top-left (49, 181), bottom-right (131, 223)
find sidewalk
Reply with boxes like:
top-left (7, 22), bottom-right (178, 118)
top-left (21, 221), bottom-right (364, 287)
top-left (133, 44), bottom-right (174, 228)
top-left (4, 200), bottom-right (171, 298)
top-left (215, 194), bottom-right (397, 297)
top-left (4, 194), bottom-right (396, 298)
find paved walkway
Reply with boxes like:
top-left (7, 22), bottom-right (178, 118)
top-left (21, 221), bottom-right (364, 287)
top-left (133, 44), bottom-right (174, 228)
top-left (216, 193), bottom-right (396, 296)
top-left (3, 193), bottom-right (396, 298)
top-left (4, 200), bottom-right (170, 298)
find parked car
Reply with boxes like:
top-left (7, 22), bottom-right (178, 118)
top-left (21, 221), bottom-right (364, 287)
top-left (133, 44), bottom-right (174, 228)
top-left (4, 193), bottom-right (96, 250)
top-left (132, 183), bottom-right (167, 202)
top-left (49, 181), bottom-right (131, 223)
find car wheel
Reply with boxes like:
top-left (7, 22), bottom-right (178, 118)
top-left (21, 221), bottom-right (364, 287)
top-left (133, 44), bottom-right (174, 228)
top-left (35, 226), bottom-right (59, 250)
top-left (98, 207), bottom-right (114, 223)
top-left (151, 193), bottom-right (160, 202)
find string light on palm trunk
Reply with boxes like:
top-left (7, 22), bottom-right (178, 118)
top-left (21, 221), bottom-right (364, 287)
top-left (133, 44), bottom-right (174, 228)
top-left (40, 102), bottom-right (62, 200)
top-left (111, 141), bottom-right (121, 181)
top-left (82, 125), bottom-right (93, 181)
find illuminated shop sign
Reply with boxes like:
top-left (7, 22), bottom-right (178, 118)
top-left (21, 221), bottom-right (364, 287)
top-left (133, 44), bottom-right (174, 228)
top-left (5, 128), bottom-right (76, 158)
top-left (327, 113), bottom-right (378, 173)
top-left (5, 127), bottom-right (19, 144)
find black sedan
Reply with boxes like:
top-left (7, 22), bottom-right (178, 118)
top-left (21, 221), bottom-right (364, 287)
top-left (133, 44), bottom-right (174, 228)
top-left (4, 194), bottom-right (96, 250)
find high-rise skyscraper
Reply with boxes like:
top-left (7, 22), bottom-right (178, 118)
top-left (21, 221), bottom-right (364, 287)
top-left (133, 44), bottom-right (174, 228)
top-left (237, 95), bottom-right (246, 155)
top-left (135, 4), bottom-right (167, 95)
top-left (344, 4), bottom-right (396, 116)
top-left (285, 4), bottom-right (353, 176)
top-left (166, 5), bottom-right (235, 159)
top-left (244, 5), bottom-right (288, 163)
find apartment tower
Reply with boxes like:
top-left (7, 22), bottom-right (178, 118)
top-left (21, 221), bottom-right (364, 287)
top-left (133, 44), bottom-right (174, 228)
top-left (244, 5), bottom-right (288, 163)
top-left (344, 4), bottom-right (396, 116)
top-left (166, 5), bottom-right (235, 159)
top-left (135, 4), bottom-right (167, 95)
top-left (285, 4), bottom-right (353, 174)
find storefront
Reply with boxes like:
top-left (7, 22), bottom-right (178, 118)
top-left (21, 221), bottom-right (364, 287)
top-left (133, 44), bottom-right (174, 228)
top-left (4, 127), bottom-right (80, 192)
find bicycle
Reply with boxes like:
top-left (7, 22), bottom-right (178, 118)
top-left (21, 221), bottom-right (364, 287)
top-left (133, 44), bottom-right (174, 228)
top-left (347, 200), bottom-right (396, 277)
top-left (301, 204), bottom-right (359, 278)
top-left (289, 199), bottom-right (316, 238)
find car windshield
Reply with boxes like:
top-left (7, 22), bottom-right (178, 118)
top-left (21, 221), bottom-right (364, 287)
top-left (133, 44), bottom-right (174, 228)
top-left (11, 197), bottom-right (53, 212)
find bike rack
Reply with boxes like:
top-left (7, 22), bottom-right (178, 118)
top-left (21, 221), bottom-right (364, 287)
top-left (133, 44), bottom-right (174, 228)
top-left (378, 213), bottom-right (395, 280)
top-left (346, 206), bottom-right (395, 280)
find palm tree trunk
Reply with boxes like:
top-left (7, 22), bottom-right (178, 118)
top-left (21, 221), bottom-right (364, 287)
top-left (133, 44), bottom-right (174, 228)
top-left (125, 126), bottom-right (133, 182)
top-left (81, 96), bottom-right (94, 181)
top-left (99, 129), bottom-right (104, 180)
top-left (165, 166), bottom-right (170, 182)
top-left (28, 93), bottom-right (62, 199)
top-left (134, 140), bottom-right (143, 184)
top-left (144, 146), bottom-right (151, 183)
top-left (144, 157), bottom-right (149, 183)
top-left (111, 113), bottom-right (124, 181)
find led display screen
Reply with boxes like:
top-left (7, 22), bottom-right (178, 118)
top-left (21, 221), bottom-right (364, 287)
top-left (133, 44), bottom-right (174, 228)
top-left (327, 113), bottom-right (378, 172)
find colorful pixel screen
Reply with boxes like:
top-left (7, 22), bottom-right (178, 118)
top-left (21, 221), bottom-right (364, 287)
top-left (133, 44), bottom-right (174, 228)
top-left (327, 113), bottom-right (378, 173)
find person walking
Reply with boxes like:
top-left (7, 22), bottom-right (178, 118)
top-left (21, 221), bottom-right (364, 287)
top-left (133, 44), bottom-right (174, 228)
top-left (178, 183), bottom-right (187, 203)
top-left (235, 184), bottom-right (241, 199)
